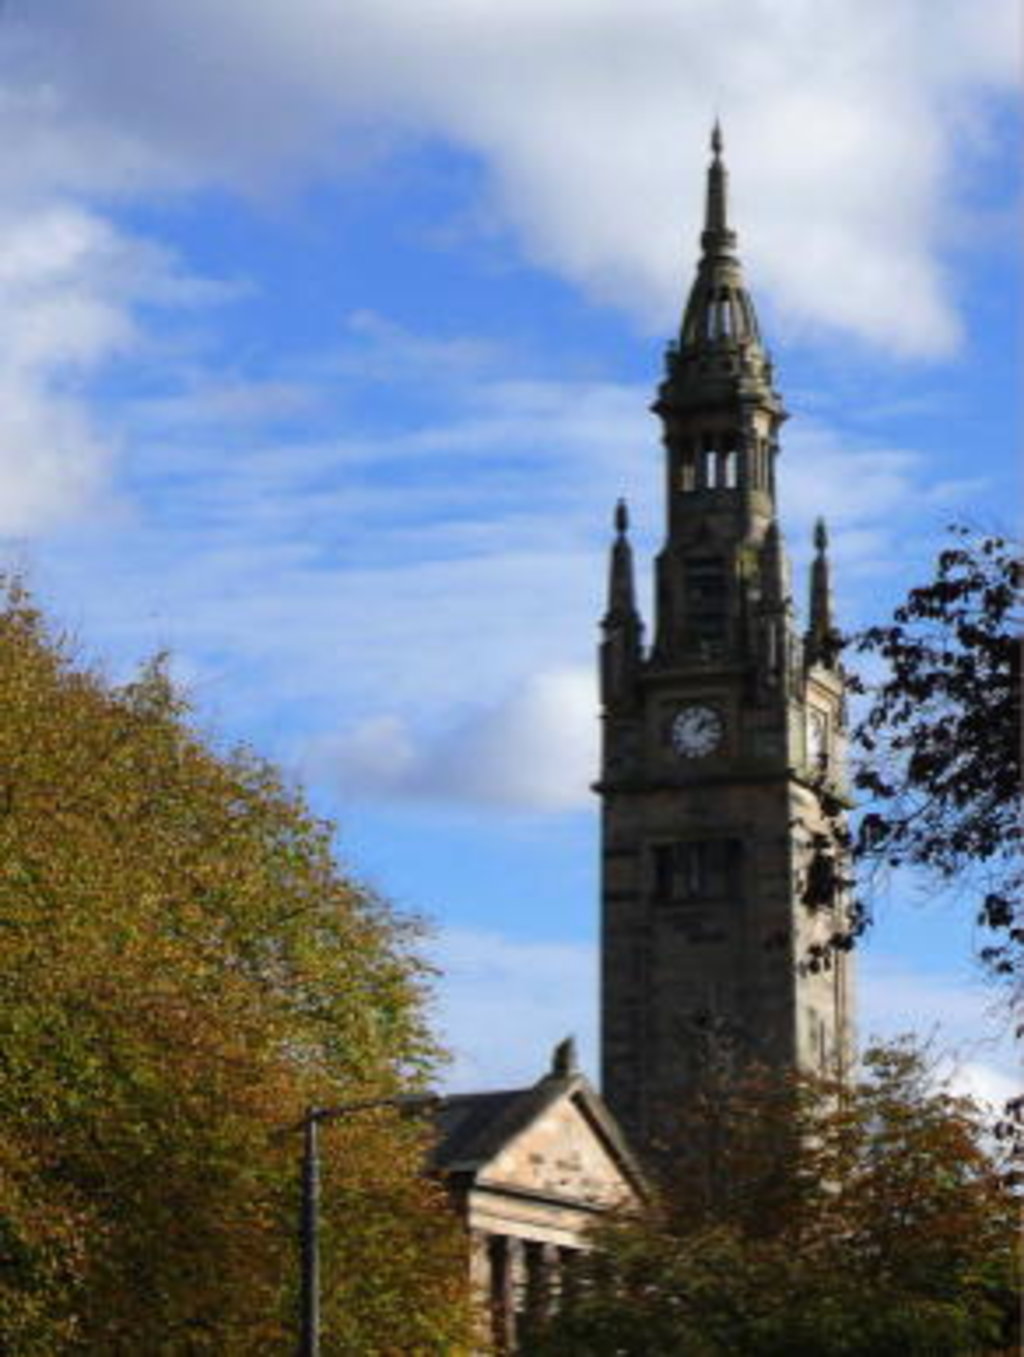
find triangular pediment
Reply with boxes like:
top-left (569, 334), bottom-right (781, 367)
top-left (476, 1083), bottom-right (642, 1209)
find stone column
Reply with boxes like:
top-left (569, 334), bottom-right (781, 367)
top-left (558, 1246), bottom-right (580, 1313)
top-left (488, 1234), bottom-right (516, 1354)
top-left (468, 1229), bottom-right (492, 1351)
top-left (523, 1240), bottom-right (552, 1336)
top-left (507, 1238), bottom-right (526, 1350)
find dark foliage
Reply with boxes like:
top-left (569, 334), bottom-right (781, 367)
top-left (850, 526), bottom-right (1021, 983)
top-left (526, 1044), bottom-right (1021, 1357)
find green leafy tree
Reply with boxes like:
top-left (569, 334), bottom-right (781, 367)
top-left (850, 526), bottom-right (1021, 985)
top-left (528, 1042), bottom-right (1021, 1357)
top-left (0, 579), bottom-right (471, 1354)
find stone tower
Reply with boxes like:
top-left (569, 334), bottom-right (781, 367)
top-left (598, 126), bottom-right (854, 1149)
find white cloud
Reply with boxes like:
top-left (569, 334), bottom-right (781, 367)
top-left (0, 201), bottom-right (227, 538)
top-left (320, 666), bottom-right (598, 812)
top-left (0, 205), bottom-right (130, 536)
top-left (0, 382), bottom-right (111, 537)
top-left (3, 0), bottom-right (1020, 356)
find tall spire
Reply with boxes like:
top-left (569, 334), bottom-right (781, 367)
top-left (806, 519), bottom-right (838, 668)
top-left (664, 122), bottom-right (777, 406)
top-left (702, 120), bottom-right (736, 257)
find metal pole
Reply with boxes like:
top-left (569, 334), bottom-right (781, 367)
top-left (299, 1107), bottom-right (320, 1357)
top-left (288, 1094), bottom-right (438, 1353)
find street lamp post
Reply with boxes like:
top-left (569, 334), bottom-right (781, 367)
top-left (292, 1095), bottom-right (439, 1357)
top-left (299, 1108), bottom-right (321, 1357)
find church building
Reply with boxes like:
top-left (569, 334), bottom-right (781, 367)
top-left (435, 126), bottom-right (855, 1348)
top-left (430, 1039), bottom-right (648, 1353)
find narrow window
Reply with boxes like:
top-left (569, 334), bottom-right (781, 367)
top-left (653, 840), bottom-right (742, 904)
top-left (686, 556), bottom-right (727, 646)
top-left (719, 291), bottom-right (734, 337)
top-left (702, 438), bottom-right (717, 489)
top-left (653, 845), bottom-right (675, 902)
top-left (722, 446), bottom-right (738, 489)
top-left (678, 843), bottom-right (704, 899)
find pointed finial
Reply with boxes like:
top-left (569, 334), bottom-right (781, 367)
top-left (807, 518), bottom-right (838, 669)
top-left (603, 497), bottom-right (642, 646)
top-left (701, 121), bottom-right (734, 254)
top-left (551, 1035), bottom-right (579, 1078)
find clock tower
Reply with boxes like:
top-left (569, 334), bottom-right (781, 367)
top-left (598, 127), bottom-right (854, 1149)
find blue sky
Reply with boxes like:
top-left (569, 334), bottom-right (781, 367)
top-left (0, 1), bottom-right (1019, 1100)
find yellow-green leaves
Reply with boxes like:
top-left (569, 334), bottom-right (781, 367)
top-left (0, 580), bottom-right (470, 1353)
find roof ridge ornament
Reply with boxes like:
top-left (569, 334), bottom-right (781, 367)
top-left (550, 1035), bottom-right (579, 1078)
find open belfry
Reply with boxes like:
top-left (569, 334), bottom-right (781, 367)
top-left (598, 126), bottom-right (855, 1150)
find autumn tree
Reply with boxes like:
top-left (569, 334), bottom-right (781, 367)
top-left (850, 526), bottom-right (1021, 986)
top-left (527, 1042), bottom-right (1021, 1357)
top-left (0, 579), bottom-right (471, 1354)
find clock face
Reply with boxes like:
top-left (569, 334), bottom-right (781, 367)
top-left (670, 705), bottom-right (723, 759)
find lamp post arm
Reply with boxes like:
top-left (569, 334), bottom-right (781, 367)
top-left (291, 1092), bottom-right (441, 1357)
top-left (284, 1092), bottom-right (440, 1137)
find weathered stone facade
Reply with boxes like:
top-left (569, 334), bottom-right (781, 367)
top-left (598, 127), bottom-right (855, 1150)
top-left (430, 1041), bottom-right (646, 1354)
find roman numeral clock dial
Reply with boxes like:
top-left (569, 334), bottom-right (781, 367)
top-left (670, 704), bottom-right (724, 759)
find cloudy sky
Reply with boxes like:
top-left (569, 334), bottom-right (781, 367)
top-left (0, 1), bottom-right (1019, 1102)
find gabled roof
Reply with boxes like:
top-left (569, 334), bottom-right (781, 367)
top-left (427, 1041), bottom-right (649, 1202)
